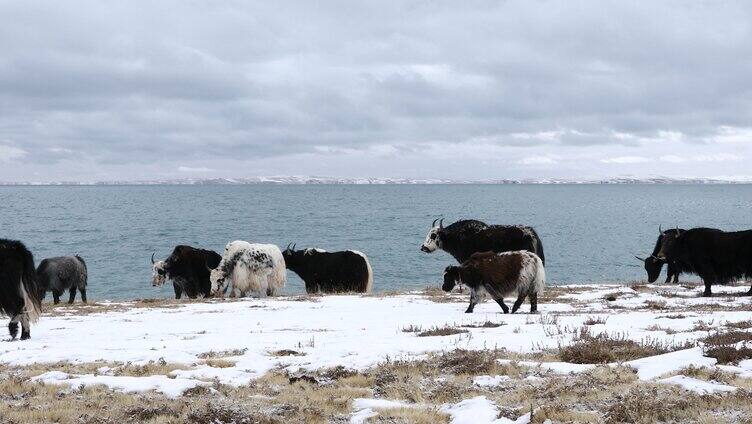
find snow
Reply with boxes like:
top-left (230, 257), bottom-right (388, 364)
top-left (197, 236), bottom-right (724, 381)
top-left (624, 347), bottom-right (717, 380)
top-left (5, 284), bottom-right (751, 399)
top-left (658, 375), bottom-right (737, 394)
top-left (473, 375), bottom-right (512, 387)
top-left (31, 371), bottom-right (208, 397)
top-left (440, 396), bottom-right (533, 424)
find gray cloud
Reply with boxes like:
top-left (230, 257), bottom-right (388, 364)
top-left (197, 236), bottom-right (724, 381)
top-left (1, 1), bottom-right (752, 181)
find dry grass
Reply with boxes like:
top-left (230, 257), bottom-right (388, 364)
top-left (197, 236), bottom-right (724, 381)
top-left (416, 326), bottom-right (469, 337)
top-left (583, 316), bottom-right (608, 325)
top-left (461, 321), bottom-right (506, 328)
top-left (559, 327), bottom-right (694, 364)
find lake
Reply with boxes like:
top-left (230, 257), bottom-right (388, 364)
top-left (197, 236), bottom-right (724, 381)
top-left (2, 184), bottom-right (750, 299)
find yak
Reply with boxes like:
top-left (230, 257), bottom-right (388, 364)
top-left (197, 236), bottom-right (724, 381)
top-left (0, 239), bottom-right (42, 340)
top-left (152, 245), bottom-right (221, 299)
top-left (635, 228), bottom-right (691, 284)
top-left (210, 241), bottom-right (286, 297)
top-left (421, 219), bottom-right (545, 265)
top-left (442, 250), bottom-right (546, 314)
top-left (37, 255), bottom-right (88, 304)
top-left (282, 244), bottom-right (373, 293)
top-left (657, 227), bottom-right (752, 297)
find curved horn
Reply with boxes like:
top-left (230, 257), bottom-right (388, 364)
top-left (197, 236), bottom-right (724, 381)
top-left (658, 224), bottom-right (663, 235)
top-left (151, 252), bottom-right (156, 264)
top-left (439, 218), bottom-right (444, 229)
top-left (432, 218), bottom-right (438, 228)
top-left (286, 242), bottom-right (293, 251)
top-left (292, 243), bottom-right (296, 250)
top-left (634, 255), bottom-right (646, 262)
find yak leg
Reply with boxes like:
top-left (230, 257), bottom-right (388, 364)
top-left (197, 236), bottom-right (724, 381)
top-left (80, 288), bottom-right (87, 303)
top-left (493, 298), bottom-right (510, 314)
top-left (52, 291), bottom-right (61, 305)
top-left (8, 316), bottom-right (18, 339)
top-left (19, 315), bottom-right (30, 340)
top-left (511, 292), bottom-right (527, 314)
top-left (465, 288), bottom-right (482, 313)
top-left (529, 292), bottom-right (539, 313)
top-left (702, 278), bottom-right (713, 297)
top-left (173, 284), bottom-right (182, 299)
top-left (68, 287), bottom-right (77, 304)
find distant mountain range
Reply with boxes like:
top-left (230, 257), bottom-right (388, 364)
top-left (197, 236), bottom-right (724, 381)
top-left (2, 176), bottom-right (752, 186)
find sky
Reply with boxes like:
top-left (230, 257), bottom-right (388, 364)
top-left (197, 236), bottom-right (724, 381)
top-left (1, 1), bottom-right (751, 182)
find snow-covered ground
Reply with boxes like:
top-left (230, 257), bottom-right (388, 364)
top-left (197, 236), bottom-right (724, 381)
top-left (3, 283), bottom-right (752, 423)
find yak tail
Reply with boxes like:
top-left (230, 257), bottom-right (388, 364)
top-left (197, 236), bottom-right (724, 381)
top-left (363, 255), bottom-right (373, 293)
top-left (535, 236), bottom-right (545, 266)
top-left (20, 252), bottom-right (41, 323)
top-left (532, 254), bottom-right (546, 296)
top-left (351, 250), bottom-right (373, 293)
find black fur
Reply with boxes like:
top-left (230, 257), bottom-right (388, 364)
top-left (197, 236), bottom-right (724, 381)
top-left (282, 248), bottom-right (371, 293)
top-left (0, 239), bottom-right (41, 340)
top-left (161, 245), bottom-right (221, 299)
top-left (658, 227), bottom-right (752, 297)
top-left (425, 219), bottom-right (545, 264)
top-left (642, 229), bottom-right (693, 283)
top-left (37, 255), bottom-right (88, 304)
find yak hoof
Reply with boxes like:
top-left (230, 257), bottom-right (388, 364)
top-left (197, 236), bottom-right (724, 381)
top-left (464, 308), bottom-right (474, 314)
top-left (8, 322), bottom-right (18, 339)
top-left (20, 331), bottom-right (30, 341)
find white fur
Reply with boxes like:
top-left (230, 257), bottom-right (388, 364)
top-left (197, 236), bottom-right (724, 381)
top-left (495, 250), bottom-right (546, 297)
top-left (19, 278), bottom-right (40, 323)
top-left (211, 241), bottom-right (286, 298)
top-left (350, 250), bottom-right (373, 293)
top-left (421, 226), bottom-right (441, 252)
top-left (152, 261), bottom-right (167, 286)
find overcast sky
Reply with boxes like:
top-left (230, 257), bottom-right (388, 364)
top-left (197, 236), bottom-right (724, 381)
top-left (1, 1), bottom-right (751, 181)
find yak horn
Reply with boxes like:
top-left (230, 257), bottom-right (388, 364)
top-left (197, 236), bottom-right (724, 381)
top-left (432, 218), bottom-right (438, 228)
top-left (439, 218), bottom-right (444, 229)
top-left (658, 224), bottom-right (663, 235)
top-left (634, 255), bottom-right (645, 262)
top-left (292, 243), bottom-right (296, 250)
top-left (286, 242), bottom-right (293, 251)
top-left (151, 252), bottom-right (156, 264)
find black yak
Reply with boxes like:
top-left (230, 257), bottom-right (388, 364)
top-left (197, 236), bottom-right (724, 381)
top-left (282, 245), bottom-right (373, 293)
top-left (152, 245), bottom-right (222, 299)
top-left (657, 227), bottom-right (752, 297)
top-left (421, 219), bottom-right (545, 265)
top-left (0, 239), bottom-right (42, 340)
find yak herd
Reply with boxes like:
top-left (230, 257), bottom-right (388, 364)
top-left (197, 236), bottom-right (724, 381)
top-left (2, 219), bottom-right (752, 340)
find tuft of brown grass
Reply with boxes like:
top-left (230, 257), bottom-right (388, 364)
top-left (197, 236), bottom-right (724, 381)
top-left (417, 326), bottom-right (469, 337)
top-left (726, 320), bottom-right (752, 330)
top-left (605, 386), bottom-right (692, 424)
top-left (559, 327), bottom-right (694, 364)
top-left (198, 348), bottom-right (248, 359)
top-left (704, 345), bottom-right (752, 365)
top-left (461, 321), bottom-right (505, 328)
top-left (583, 316), bottom-right (608, 326)
top-left (702, 330), bottom-right (752, 346)
top-left (270, 349), bottom-right (305, 357)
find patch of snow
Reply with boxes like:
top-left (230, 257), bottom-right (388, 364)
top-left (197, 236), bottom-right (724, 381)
top-left (625, 347), bottom-right (716, 380)
top-left (658, 375), bottom-right (737, 394)
top-left (473, 375), bottom-right (511, 387)
top-left (32, 371), bottom-right (207, 398)
top-left (350, 408), bottom-right (379, 423)
top-left (441, 396), bottom-right (533, 424)
top-left (170, 365), bottom-right (255, 386)
top-left (352, 398), bottom-right (414, 410)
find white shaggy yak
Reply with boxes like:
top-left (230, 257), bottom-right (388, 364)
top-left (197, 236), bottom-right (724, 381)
top-left (210, 241), bottom-right (286, 297)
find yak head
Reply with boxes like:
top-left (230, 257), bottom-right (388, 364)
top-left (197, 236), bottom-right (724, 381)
top-left (635, 255), bottom-right (663, 283)
top-left (151, 253), bottom-right (168, 287)
top-left (209, 266), bottom-right (228, 296)
top-left (442, 265), bottom-right (461, 292)
top-left (421, 218), bottom-right (445, 253)
top-left (282, 243), bottom-right (300, 265)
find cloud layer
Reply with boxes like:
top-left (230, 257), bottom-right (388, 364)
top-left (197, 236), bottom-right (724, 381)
top-left (1, 1), bottom-right (751, 181)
